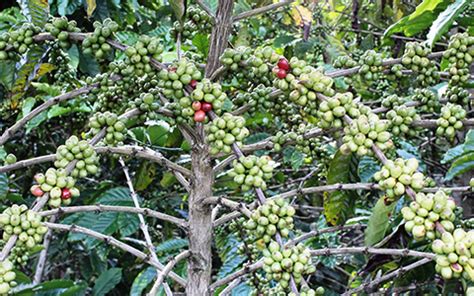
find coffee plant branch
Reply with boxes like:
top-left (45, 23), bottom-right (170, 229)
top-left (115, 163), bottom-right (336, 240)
top-left (43, 221), bottom-right (187, 286)
top-left (38, 204), bottom-right (187, 229)
top-left (148, 250), bottom-right (191, 295)
top-left (32, 215), bottom-right (56, 284)
top-left (120, 158), bottom-right (175, 296)
top-left (343, 257), bottom-right (433, 295)
top-left (232, 0), bottom-right (296, 22)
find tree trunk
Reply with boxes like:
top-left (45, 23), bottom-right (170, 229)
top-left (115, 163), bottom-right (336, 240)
top-left (186, 131), bottom-right (214, 295)
top-left (205, 0), bottom-right (234, 77)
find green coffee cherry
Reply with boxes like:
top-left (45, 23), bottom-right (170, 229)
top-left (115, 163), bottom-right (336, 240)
top-left (122, 35), bottom-right (164, 76)
top-left (88, 111), bottom-right (127, 146)
top-left (82, 18), bottom-right (119, 60)
top-left (386, 105), bottom-right (421, 138)
top-left (45, 17), bottom-right (81, 49)
top-left (374, 158), bottom-right (425, 200)
top-left (0, 259), bottom-right (16, 294)
top-left (402, 191), bottom-right (456, 240)
top-left (436, 103), bottom-right (466, 141)
top-left (381, 94), bottom-right (406, 109)
top-left (229, 155), bottom-right (275, 191)
top-left (432, 229), bottom-right (474, 282)
top-left (317, 92), bottom-right (357, 129)
top-left (412, 88), bottom-right (439, 113)
top-left (333, 55), bottom-right (357, 69)
top-left (158, 58), bottom-right (202, 103)
top-left (0, 204), bottom-right (47, 249)
top-left (55, 135), bottom-right (100, 178)
top-left (443, 33), bottom-right (474, 86)
top-left (340, 113), bottom-right (393, 157)
top-left (401, 42), bottom-right (439, 86)
top-left (358, 50), bottom-right (383, 81)
top-left (5, 154), bottom-right (16, 165)
top-left (205, 113), bottom-right (249, 155)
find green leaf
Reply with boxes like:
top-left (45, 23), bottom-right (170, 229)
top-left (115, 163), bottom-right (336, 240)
top-left (27, 0), bottom-right (49, 27)
top-left (48, 106), bottom-right (71, 119)
top-left (0, 174), bottom-right (8, 200)
top-left (324, 151), bottom-right (356, 225)
top-left (134, 161), bottom-right (156, 191)
top-left (21, 97), bottom-right (36, 118)
top-left (0, 60), bottom-right (15, 90)
top-left (383, 0), bottom-right (450, 39)
top-left (25, 111), bottom-right (48, 133)
top-left (192, 34), bottom-right (210, 57)
top-left (170, 0), bottom-right (185, 24)
top-left (160, 172), bottom-right (176, 188)
top-left (365, 196), bottom-right (396, 246)
top-left (12, 279), bottom-right (77, 295)
top-left (426, 0), bottom-right (469, 46)
top-left (147, 122), bottom-right (170, 146)
top-left (358, 156), bottom-right (381, 183)
top-left (155, 238), bottom-right (188, 254)
top-left (442, 130), bottom-right (474, 164)
top-left (445, 152), bottom-right (474, 181)
top-left (130, 267), bottom-right (157, 296)
top-left (92, 268), bottom-right (122, 296)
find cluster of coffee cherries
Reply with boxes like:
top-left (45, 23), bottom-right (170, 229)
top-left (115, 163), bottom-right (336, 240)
top-left (401, 42), bottom-right (439, 86)
top-left (123, 35), bottom-right (164, 76)
top-left (262, 242), bottom-right (316, 290)
top-left (171, 5), bottom-right (212, 39)
top-left (0, 23), bottom-right (40, 59)
top-left (340, 113), bottom-right (392, 157)
top-left (54, 136), bottom-right (100, 178)
top-left (189, 79), bottom-right (226, 122)
top-left (333, 55), bottom-right (358, 69)
top-left (82, 19), bottom-right (119, 60)
top-left (386, 105), bottom-right (421, 138)
top-left (30, 168), bottom-right (80, 207)
top-left (358, 50), bottom-right (383, 81)
top-left (205, 113), bottom-right (249, 155)
top-left (445, 86), bottom-right (470, 106)
top-left (412, 88), bottom-right (439, 113)
top-left (0, 260), bottom-right (16, 294)
top-left (45, 17), bottom-right (81, 49)
top-left (402, 191), bottom-right (456, 240)
top-left (432, 229), bottom-right (474, 281)
top-left (233, 85), bottom-right (274, 116)
top-left (443, 33), bottom-right (474, 85)
top-left (374, 158), bottom-right (425, 199)
top-left (289, 287), bottom-right (325, 296)
top-left (273, 58), bottom-right (291, 80)
top-left (158, 58), bottom-right (202, 100)
top-left (244, 198), bottom-right (295, 243)
top-left (436, 103), bottom-right (466, 140)
top-left (228, 156), bottom-right (275, 191)
top-left (317, 92), bottom-right (357, 129)
top-left (381, 94), bottom-right (407, 109)
top-left (247, 46), bottom-right (281, 86)
top-left (130, 91), bottom-right (161, 120)
top-left (220, 46), bottom-right (253, 71)
top-left (88, 112), bottom-right (127, 146)
top-left (0, 204), bottom-right (47, 249)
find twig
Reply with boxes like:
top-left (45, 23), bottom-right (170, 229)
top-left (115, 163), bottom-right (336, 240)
top-left (119, 157), bottom-right (174, 296)
top-left (309, 247), bottom-right (435, 259)
top-left (43, 222), bottom-right (187, 287)
top-left (38, 205), bottom-right (187, 229)
top-left (221, 277), bottom-right (244, 296)
top-left (148, 250), bottom-right (191, 295)
top-left (232, 0), bottom-right (295, 22)
top-left (203, 196), bottom-right (252, 218)
top-left (286, 224), bottom-right (364, 247)
top-left (33, 215), bottom-right (56, 284)
top-left (195, 0), bottom-right (216, 21)
top-left (342, 258), bottom-right (433, 295)
top-left (210, 260), bottom-right (264, 290)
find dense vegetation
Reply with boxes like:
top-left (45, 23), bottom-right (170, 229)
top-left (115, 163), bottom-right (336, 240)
top-left (0, 0), bottom-right (473, 295)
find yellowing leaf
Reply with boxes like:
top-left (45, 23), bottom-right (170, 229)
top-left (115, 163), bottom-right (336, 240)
top-left (35, 63), bottom-right (56, 78)
top-left (86, 0), bottom-right (97, 17)
top-left (291, 5), bottom-right (313, 26)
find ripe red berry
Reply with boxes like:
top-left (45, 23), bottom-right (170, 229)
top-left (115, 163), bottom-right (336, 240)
top-left (194, 110), bottom-right (206, 122)
top-left (277, 58), bottom-right (290, 71)
top-left (192, 101), bottom-right (202, 111)
top-left (201, 102), bottom-right (213, 112)
top-left (190, 80), bottom-right (198, 89)
top-left (30, 185), bottom-right (44, 197)
top-left (61, 188), bottom-right (72, 200)
top-left (277, 69), bottom-right (287, 79)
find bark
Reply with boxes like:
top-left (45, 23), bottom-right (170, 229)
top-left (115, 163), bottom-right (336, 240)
top-left (205, 0), bottom-right (234, 77)
top-left (186, 130), bottom-right (214, 295)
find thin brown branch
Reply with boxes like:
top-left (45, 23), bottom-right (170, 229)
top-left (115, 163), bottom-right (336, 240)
top-left (203, 196), bottom-right (252, 218)
top-left (210, 260), bottom-right (263, 291)
top-left (44, 222), bottom-right (186, 286)
top-left (38, 205), bottom-right (187, 229)
top-left (286, 224), bottom-right (364, 247)
top-left (342, 258), bottom-right (433, 295)
top-left (33, 215), bottom-right (56, 284)
top-left (309, 247), bottom-right (435, 259)
top-left (232, 0), bottom-right (295, 22)
top-left (148, 250), bottom-right (191, 295)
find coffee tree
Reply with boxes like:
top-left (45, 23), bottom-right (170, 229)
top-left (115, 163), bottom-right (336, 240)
top-left (0, 0), bottom-right (473, 295)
